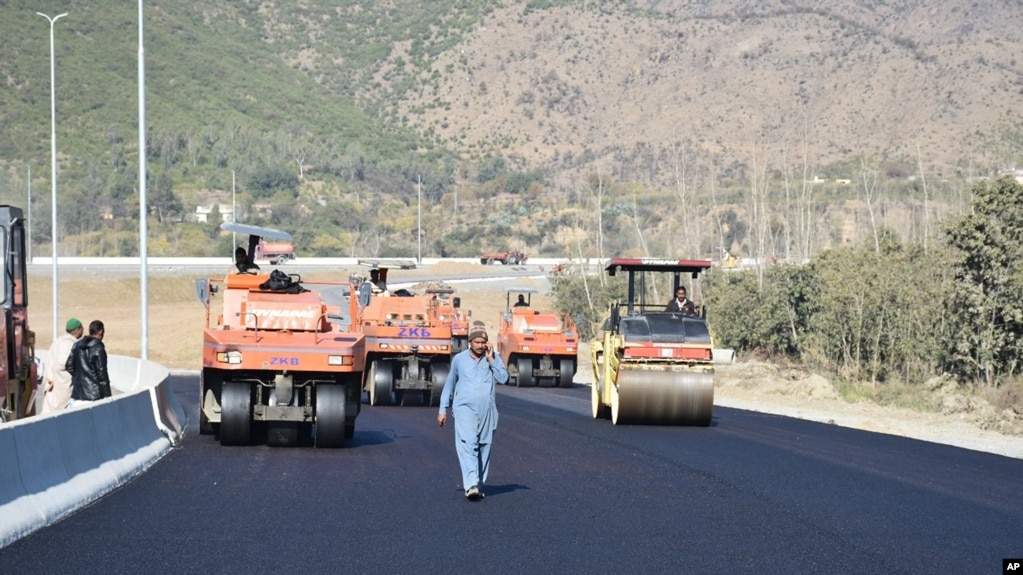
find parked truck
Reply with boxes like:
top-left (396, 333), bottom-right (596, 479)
top-left (479, 250), bottom-right (527, 265)
top-left (254, 240), bottom-right (294, 265)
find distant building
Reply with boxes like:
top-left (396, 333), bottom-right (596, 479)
top-left (194, 204), bottom-right (233, 223)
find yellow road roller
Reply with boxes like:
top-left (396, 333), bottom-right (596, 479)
top-left (591, 258), bottom-right (714, 425)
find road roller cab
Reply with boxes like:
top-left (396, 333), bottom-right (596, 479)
top-left (591, 258), bottom-right (715, 425)
top-left (497, 287), bottom-right (579, 388)
top-left (426, 286), bottom-right (471, 355)
top-left (196, 223), bottom-right (365, 447)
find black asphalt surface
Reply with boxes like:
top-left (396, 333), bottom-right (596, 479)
top-left (1, 375), bottom-right (1020, 575)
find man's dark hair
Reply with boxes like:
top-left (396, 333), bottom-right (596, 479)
top-left (88, 320), bottom-right (105, 337)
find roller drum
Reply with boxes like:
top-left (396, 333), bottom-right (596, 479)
top-left (612, 367), bottom-right (713, 426)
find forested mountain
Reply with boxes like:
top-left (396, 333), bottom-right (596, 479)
top-left (1, 0), bottom-right (1021, 260)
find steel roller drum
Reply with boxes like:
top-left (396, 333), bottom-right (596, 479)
top-left (611, 365), bottom-right (714, 426)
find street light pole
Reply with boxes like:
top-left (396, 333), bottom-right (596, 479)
top-left (417, 175), bottom-right (422, 264)
top-left (26, 166), bottom-right (31, 262)
top-left (37, 11), bottom-right (67, 343)
top-left (232, 169), bottom-right (236, 253)
top-left (138, 0), bottom-right (149, 360)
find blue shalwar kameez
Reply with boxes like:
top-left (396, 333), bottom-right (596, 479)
top-left (438, 349), bottom-right (509, 491)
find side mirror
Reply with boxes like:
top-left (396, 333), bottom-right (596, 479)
top-left (357, 282), bottom-right (372, 307)
top-left (195, 278), bottom-right (210, 306)
top-left (453, 296), bottom-right (461, 309)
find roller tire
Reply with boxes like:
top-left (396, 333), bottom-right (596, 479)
top-left (591, 379), bottom-right (610, 420)
top-left (558, 358), bottom-right (576, 388)
top-left (316, 384), bottom-right (347, 448)
top-left (516, 357), bottom-right (535, 387)
top-left (612, 369), bottom-right (714, 426)
top-left (220, 382), bottom-right (253, 446)
top-left (430, 361), bottom-right (450, 407)
top-left (368, 361), bottom-right (393, 406)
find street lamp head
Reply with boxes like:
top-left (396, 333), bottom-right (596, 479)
top-left (36, 12), bottom-right (68, 24)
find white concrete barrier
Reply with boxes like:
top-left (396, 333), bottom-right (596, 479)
top-left (0, 426), bottom-right (40, 545)
top-left (713, 349), bottom-right (736, 364)
top-left (0, 353), bottom-right (185, 549)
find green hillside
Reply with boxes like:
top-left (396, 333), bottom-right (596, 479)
top-left (2, 0), bottom-right (1022, 261)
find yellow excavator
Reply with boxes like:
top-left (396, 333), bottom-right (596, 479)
top-left (591, 258), bottom-right (714, 426)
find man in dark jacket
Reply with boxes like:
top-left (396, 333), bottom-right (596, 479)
top-left (665, 287), bottom-right (697, 315)
top-left (65, 320), bottom-right (111, 404)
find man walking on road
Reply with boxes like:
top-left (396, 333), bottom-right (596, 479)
top-left (437, 321), bottom-right (509, 501)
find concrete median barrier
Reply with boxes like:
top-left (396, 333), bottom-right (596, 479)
top-left (0, 353), bottom-right (185, 549)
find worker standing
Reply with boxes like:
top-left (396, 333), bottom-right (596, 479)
top-left (437, 321), bottom-right (509, 501)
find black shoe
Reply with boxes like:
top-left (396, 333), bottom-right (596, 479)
top-left (466, 485), bottom-right (482, 501)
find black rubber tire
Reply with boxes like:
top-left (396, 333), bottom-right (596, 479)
top-left (315, 384), bottom-right (346, 448)
top-left (516, 357), bottom-right (535, 387)
top-left (430, 361), bottom-right (450, 407)
top-left (368, 361), bottom-right (393, 406)
top-left (558, 358), bottom-right (576, 388)
top-left (220, 382), bottom-right (253, 446)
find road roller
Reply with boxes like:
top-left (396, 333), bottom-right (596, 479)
top-left (196, 223), bottom-right (366, 447)
top-left (590, 258), bottom-right (714, 426)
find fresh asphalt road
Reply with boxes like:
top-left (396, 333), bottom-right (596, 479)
top-left (2, 376), bottom-right (1020, 575)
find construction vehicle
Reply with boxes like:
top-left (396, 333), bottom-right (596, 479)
top-left (254, 240), bottom-right (294, 265)
top-left (0, 206), bottom-right (36, 422)
top-left (425, 286), bottom-right (471, 355)
top-left (497, 287), bottom-right (578, 388)
top-left (357, 285), bottom-right (454, 408)
top-left (353, 258), bottom-right (416, 296)
top-left (196, 222), bottom-right (365, 447)
top-left (480, 250), bottom-right (528, 265)
top-left (591, 258), bottom-right (715, 426)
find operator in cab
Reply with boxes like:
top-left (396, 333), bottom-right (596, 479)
top-left (232, 246), bottom-right (261, 274)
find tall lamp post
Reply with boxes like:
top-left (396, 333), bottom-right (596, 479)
top-left (26, 166), bottom-right (31, 262)
top-left (417, 175), bottom-right (422, 264)
top-left (138, 0), bottom-right (149, 360)
top-left (37, 11), bottom-right (67, 343)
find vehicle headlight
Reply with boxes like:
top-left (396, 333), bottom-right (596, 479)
top-left (216, 351), bottom-right (242, 364)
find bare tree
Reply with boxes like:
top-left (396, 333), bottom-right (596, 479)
top-left (669, 141), bottom-right (695, 258)
top-left (747, 140), bottom-right (771, 287)
top-left (859, 158), bottom-right (881, 253)
top-left (629, 183), bottom-right (651, 257)
top-left (590, 170), bottom-right (608, 264)
top-left (797, 128), bottom-right (817, 262)
top-left (916, 144), bottom-right (930, 252)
